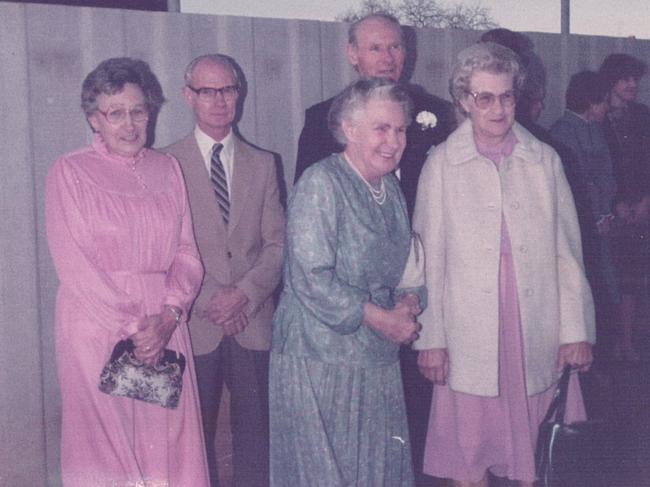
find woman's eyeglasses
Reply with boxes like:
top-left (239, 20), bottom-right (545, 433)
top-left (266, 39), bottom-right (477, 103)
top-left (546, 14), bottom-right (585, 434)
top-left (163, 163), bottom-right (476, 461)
top-left (466, 90), bottom-right (517, 110)
top-left (96, 107), bottom-right (149, 124)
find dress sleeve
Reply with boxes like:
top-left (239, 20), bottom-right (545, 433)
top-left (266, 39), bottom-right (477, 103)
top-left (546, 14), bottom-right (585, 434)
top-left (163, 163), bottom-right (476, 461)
top-left (45, 157), bottom-right (143, 331)
top-left (162, 155), bottom-right (204, 317)
top-left (285, 167), bottom-right (369, 334)
top-left (551, 149), bottom-right (597, 345)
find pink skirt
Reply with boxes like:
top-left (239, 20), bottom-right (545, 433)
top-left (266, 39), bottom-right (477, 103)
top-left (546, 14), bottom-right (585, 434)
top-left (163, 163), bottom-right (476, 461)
top-left (422, 225), bottom-right (586, 483)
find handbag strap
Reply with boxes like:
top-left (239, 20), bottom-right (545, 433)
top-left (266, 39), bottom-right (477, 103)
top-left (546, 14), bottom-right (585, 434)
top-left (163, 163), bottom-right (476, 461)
top-left (541, 364), bottom-right (572, 424)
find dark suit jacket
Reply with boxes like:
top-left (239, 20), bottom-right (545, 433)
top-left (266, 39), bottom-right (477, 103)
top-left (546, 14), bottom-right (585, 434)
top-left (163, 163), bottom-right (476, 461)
top-left (164, 133), bottom-right (285, 354)
top-left (294, 84), bottom-right (455, 217)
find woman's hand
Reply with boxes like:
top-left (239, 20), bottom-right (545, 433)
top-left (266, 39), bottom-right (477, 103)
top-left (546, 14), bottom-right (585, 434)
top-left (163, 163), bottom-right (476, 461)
top-left (396, 293), bottom-right (422, 316)
top-left (363, 301), bottom-right (421, 345)
top-left (131, 308), bottom-right (178, 366)
top-left (557, 341), bottom-right (593, 372)
top-left (418, 348), bottom-right (448, 384)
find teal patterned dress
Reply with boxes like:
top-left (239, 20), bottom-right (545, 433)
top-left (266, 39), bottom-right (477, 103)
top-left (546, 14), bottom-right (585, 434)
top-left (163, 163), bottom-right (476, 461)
top-left (269, 154), bottom-right (419, 487)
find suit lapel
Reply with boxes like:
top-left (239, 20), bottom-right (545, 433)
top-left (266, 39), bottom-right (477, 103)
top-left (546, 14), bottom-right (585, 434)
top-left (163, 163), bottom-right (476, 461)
top-left (228, 136), bottom-right (254, 235)
top-left (180, 136), bottom-right (229, 246)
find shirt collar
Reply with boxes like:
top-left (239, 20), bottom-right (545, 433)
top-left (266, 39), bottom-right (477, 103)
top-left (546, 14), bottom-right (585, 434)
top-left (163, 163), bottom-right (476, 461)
top-left (194, 125), bottom-right (235, 164)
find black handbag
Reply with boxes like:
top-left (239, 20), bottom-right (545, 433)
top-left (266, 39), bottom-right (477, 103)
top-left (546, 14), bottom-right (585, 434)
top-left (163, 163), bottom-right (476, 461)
top-left (535, 365), bottom-right (617, 487)
top-left (98, 339), bottom-right (186, 409)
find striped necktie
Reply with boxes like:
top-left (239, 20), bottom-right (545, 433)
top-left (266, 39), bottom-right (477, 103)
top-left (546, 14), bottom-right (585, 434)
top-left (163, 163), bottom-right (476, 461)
top-left (210, 143), bottom-right (230, 225)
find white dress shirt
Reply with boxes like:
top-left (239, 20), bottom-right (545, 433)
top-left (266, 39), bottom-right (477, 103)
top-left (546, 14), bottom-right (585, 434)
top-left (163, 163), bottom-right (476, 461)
top-left (195, 126), bottom-right (235, 197)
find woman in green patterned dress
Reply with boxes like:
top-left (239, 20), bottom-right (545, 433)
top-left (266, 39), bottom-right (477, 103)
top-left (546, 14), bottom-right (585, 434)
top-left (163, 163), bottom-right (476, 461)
top-left (269, 78), bottom-right (424, 487)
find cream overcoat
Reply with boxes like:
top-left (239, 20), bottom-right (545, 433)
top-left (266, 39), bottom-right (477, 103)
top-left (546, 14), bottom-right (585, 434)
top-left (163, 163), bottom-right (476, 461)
top-left (412, 119), bottom-right (595, 396)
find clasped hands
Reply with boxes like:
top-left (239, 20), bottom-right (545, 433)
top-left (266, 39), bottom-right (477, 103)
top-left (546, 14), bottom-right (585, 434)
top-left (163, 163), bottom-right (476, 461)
top-left (203, 285), bottom-right (250, 336)
top-left (131, 306), bottom-right (179, 366)
top-left (369, 293), bottom-right (422, 345)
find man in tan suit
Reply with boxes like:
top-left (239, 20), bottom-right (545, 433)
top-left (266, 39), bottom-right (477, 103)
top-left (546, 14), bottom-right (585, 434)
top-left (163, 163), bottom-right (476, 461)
top-left (165, 54), bottom-right (284, 487)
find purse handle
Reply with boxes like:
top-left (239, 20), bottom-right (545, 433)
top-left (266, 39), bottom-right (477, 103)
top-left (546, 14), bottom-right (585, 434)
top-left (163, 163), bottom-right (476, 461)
top-left (540, 365), bottom-right (572, 425)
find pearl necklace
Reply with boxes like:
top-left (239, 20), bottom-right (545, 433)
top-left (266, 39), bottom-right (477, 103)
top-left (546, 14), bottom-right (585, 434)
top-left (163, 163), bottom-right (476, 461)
top-left (342, 153), bottom-right (387, 205)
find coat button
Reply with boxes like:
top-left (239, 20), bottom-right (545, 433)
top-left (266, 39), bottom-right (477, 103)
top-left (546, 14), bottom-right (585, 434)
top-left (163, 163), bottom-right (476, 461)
top-left (519, 245), bottom-right (528, 253)
top-left (512, 202), bottom-right (520, 209)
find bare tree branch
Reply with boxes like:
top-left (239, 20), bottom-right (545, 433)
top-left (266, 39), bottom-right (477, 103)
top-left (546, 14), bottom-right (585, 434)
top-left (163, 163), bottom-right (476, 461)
top-left (443, 4), bottom-right (498, 30)
top-left (337, 0), bottom-right (498, 30)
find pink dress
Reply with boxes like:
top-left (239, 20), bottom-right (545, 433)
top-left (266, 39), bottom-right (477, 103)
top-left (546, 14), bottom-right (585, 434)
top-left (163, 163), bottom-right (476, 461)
top-left (422, 133), bottom-right (586, 483)
top-left (45, 135), bottom-right (210, 487)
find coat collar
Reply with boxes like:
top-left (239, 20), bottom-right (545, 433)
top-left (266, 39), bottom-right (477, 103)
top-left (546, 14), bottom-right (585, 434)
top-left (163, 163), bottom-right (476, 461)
top-left (444, 118), bottom-right (542, 165)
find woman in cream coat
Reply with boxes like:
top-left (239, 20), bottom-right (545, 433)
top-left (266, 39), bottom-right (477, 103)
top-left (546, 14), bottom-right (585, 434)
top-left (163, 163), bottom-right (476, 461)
top-left (414, 42), bottom-right (595, 487)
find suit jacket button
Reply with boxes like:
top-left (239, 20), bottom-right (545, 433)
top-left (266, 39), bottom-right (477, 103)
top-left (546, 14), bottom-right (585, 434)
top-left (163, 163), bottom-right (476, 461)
top-left (227, 251), bottom-right (232, 259)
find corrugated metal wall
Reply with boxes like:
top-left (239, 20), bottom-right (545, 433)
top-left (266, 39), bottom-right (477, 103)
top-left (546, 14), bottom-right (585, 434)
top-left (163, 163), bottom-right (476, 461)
top-left (2, 2), bottom-right (649, 484)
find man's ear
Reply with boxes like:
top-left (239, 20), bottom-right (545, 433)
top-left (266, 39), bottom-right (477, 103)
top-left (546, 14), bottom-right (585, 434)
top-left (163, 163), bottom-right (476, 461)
top-left (346, 43), bottom-right (359, 69)
top-left (182, 86), bottom-right (194, 108)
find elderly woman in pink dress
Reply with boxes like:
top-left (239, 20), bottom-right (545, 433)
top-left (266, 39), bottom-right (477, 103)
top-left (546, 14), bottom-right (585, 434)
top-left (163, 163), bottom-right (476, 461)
top-left (413, 42), bottom-right (595, 487)
top-left (45, 57), bottom-right (209, 486)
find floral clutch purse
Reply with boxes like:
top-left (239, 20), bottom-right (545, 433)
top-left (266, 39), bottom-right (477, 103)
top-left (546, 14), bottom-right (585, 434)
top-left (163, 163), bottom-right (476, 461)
top-left (98, 339), bottom-right (186, 409)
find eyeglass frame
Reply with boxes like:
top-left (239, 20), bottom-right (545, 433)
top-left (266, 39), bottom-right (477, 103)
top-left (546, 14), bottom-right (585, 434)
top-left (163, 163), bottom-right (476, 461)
top-left (95, 106), bottom-right (150, 125)
top-left (187, 84), bottom-right (240, 101)
top-left (465, 89), bottom-right (518, 110)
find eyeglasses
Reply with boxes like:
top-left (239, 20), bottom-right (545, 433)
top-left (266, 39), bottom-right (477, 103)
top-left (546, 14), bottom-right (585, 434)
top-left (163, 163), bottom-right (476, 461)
top-left (96, 106), bottom-right (149, 124)
top-left (187, 85), bottom-right (239, 101)
top-left (466, 90), bottom-right (517, 110)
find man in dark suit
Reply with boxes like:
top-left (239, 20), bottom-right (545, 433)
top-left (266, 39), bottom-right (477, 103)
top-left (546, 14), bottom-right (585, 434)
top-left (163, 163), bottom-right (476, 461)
top-left (294, 14), bottom-right (454, 484)
top-left (165, 54), bottom-right (284, 487)
top-left (294, 12), bottom-right (455, 218)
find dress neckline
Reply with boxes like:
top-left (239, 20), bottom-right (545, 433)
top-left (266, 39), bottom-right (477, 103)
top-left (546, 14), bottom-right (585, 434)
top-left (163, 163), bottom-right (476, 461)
top-left (91, 133), bottom-right (147, 167)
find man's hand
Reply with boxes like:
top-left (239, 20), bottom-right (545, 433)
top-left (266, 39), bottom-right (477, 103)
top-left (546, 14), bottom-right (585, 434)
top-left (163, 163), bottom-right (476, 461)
top-left (205, 286), bottom-right (249, 326)
top-left (221, 311), bottom-right (249, 336)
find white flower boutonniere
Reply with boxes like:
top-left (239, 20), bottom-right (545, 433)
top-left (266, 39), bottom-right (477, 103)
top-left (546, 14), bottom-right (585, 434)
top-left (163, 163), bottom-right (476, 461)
top-left (416, 111), bottom-right (438, 130)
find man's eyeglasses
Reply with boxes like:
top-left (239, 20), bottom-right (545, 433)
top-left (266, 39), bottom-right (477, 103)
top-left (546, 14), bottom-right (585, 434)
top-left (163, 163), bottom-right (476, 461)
top-left (466, 90), bottom-right (517, 110)
top-left (187, 85), bottom-right (239, 101)
top-left (96, 107), bottom-right (149, 124)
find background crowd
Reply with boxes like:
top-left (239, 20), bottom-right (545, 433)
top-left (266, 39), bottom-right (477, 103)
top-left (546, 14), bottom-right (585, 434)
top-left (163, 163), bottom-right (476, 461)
top-left (40, 9), bottom-right (650, 487)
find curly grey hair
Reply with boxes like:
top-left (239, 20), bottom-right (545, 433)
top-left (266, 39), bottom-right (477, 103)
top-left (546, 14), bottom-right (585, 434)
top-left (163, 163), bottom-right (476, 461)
top-left (449, 42), bottom-right (526, 113)
top-left (81, 57), bottom-right (164, 116)
top-left (328, 78), bottom-right (412, 147)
